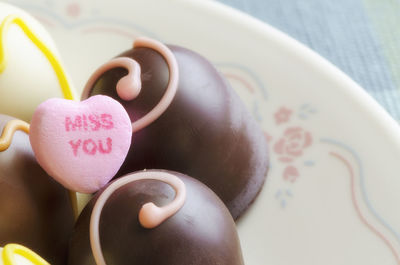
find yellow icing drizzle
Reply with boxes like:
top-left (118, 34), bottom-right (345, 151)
top-left (2, 244), bottom-right (49, 265)
top-left (0, 14), bottom-right (75, 100)
top-left (0, 119), bottom-right (29, 151)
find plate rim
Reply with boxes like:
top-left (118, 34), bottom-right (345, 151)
top-left (177, 0), bottom-right (400, 146)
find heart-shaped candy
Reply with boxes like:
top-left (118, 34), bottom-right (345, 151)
top-left (29, 95), bottom-right (132, 193)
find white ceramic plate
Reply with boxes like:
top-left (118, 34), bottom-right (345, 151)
top-left (5, 0), bottom-right (400, 264)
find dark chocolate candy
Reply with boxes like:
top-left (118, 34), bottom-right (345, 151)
top-left (68, 170), bottom-right (244, 265)
top-left (84, 44), bottom-right (269, 219)
top-left (0, 114), bottom-right (74, 265)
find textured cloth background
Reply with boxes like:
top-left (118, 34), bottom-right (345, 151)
top-left (217, 0), bottom-right (400, 121)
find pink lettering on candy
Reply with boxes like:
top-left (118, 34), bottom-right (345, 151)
top-left (69, 139), bottom-right (81, 156)
top-left (65, 113), bottom-right (114, 132)
top-left (65, 116), bottom-right (82, 132)
top-left (69, 138), bottom-right (113, 156)
top-left (98, 137), bottom-right (112, 154)
top-left (82, 114), bottom-right (88, 131)
top-left (89, 114), bottom-right (101, 131)
top-left (83, 139), bottom-right (97, 155)
top-left (101, 114), bottom-right (114, 129)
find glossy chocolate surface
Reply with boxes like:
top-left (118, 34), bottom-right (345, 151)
top-left (0, 114), bottom-right (74, 265)
top-left (85, 45), bottom-right (269, 219)
top-left (68, 170), bottom-right (244, 265)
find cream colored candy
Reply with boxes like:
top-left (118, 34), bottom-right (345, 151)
top-left (0, 2), bottom-right (76, 122)
top-left (0, 244), bottom-right (49, 265)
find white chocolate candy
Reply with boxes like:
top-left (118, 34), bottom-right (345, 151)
top-left (0, 2), bottom-right (76, 122)
top-left (0, 248), bottom-right (31, 265)
top-left (0, 244), bottom-right (49, 265)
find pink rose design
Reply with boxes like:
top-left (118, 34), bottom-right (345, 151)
top-left (274, 107), bottom-right (292, 125)
top-left (66, 3), bottom-right (81, 18)
top-left (283, 166), bottom-right (299, 183)
top-left (274, 127), bottom-right (312, 162)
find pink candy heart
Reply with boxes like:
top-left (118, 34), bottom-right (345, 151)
top-left (29, 95), bottom-right (132, 193)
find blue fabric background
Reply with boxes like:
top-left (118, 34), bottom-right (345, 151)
top-left (217, 0), bottom-right (400, 121)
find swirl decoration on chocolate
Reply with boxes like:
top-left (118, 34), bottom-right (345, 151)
top-left (1, 243), bottom-right (49, 265)
top-left (82, 37), bottom-right (179, 133)
top-left (0, 119), bottom-right (29, 151)
top-left (0, 15), bottom-right (75, 100)
top-left (89, 171), bottom-right (186, 265)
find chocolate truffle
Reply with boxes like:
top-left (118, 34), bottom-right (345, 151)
top-left (0, 114), bottom-right (74, 265)
top-left (68, 170), bottom-right (244, 265)
top-left (83, 44), bottom-right (269, 219)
